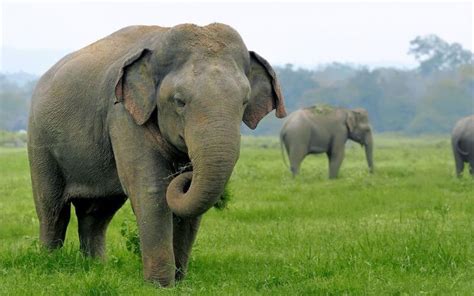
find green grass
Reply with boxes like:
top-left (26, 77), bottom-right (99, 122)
top-left (0, 135), bottom-right (473, 295)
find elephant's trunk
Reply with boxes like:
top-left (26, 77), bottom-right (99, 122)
top-left (364, 131), bottom-right (374, 173)
top-left (166, 114), bottom-right (240, 218)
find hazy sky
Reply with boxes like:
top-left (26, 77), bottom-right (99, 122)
top-left (1, 1), bottom-right (472, 73)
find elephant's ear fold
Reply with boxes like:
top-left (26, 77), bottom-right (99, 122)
top-left (346, 111), bottom-right (356, 133)
top-left (243, 51), bottom-right (286, 129)
top-left (115, 48), bottom-right (156, 125)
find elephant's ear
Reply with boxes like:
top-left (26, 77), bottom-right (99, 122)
top-left (345, 111), bottom-right (356, 133)
top-left (114, 48), bottom-right (156, 125)
top-left (243, 51), bottom-right (286, 129)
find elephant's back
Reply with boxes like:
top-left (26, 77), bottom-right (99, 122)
top-left (77, 25), bottom-right (165, 63)
top-left (281, 109), bottom-right (311, 134)
top-left (29, 26), bottom-right (166, 142)
top-left (452, 115), bottom-right (474, 137)
top-left (33, 25), bottom-right (165, 99)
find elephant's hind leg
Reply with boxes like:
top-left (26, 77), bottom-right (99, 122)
top-left (288, 145), bottom-right (307, 177)
top-left (29, 148), bottom-right (70, 250)
top-left (452, 149), bottom-right (465, 177)
top-left (72, 196), bottom-right (127, 258)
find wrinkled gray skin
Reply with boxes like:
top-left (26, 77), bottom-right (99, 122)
top-left (451, 115), bottom-right (474, 177)
top-left (280, 106), bottom-right (374, 178)
top-left (27, 23), bottom-right (286, 287)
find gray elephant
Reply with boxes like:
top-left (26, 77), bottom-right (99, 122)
top-left (280, 105), bottom-right (373, 178)
top-left (27, 23), bottom-right (286, 287)
top-left (451, 115), bottom-right (474, 176)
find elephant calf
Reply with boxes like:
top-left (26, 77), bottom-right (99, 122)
top-left (280, 105), bottom-right (374, 178)
top-left (451, 115), bottom-right (474, 176)
top-left (27, 23), bottom-right (286, 287)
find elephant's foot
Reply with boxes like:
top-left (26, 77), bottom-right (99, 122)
top-left (143, 257), bottom-right (176, 288)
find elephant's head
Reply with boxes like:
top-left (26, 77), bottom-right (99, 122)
top-left (114, 23), bottom-right (286, 218)
top-left (346, 108), bottom-right (374, 173)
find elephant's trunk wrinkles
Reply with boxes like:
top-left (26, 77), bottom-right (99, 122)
top-left (166, 115), bottom-right (240, 218)
top-left (364, 131), bottom-right (374, 173)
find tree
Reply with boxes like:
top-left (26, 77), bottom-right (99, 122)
top-left (408, 34), bottom-right (473, 75)
top-left (274, 64), bottom-right (319, 112)
top-left (0, 75), bottom-right (36, 131)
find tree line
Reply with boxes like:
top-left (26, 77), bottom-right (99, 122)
top-left (252, 35), bottom-right (473, 135)
top-left (1, 34), bottom-right (473, 135)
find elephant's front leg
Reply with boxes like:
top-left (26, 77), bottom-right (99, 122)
top-left (131, 189), bottom-right (176, 287)
top-left (110, 107), bottom-right (178, 286)
top-left (173, 215), bottom-right (202, 281)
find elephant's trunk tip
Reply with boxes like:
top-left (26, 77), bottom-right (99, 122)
top-left (166, 172), bottom-right (197, 218)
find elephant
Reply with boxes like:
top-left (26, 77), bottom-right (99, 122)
top-left (280, 105), bottom-right (373, 178)
top-left (451, 115), bottom-right (474, 177)
top-left (27, 23), bottom-right (286, 287)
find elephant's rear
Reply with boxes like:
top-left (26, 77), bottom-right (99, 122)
top-left (452, 115), bottom-right (474, 157)
top-left (280, 110), bottom-right (312, 175)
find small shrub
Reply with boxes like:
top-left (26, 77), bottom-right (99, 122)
top-left (119, 220), bottom-right (140, 256)
top-left (213, 183), bottom-right (232, 210)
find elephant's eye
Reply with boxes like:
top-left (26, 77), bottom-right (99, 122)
top-left (173, 96), bottom-right (186, 108)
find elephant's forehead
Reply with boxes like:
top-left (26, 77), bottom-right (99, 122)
top-left (164, 23), bottom-right (247, 56)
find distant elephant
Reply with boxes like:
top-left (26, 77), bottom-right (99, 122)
top-left (280, 106), bottom-right (373, 178)
top-left (451, 115), bottom-right (474, 177)
top-left (27, 23), bottom-right (286, 287)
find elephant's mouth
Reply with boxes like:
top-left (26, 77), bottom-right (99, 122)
top-left (166, 162), bottom-right (193, 181)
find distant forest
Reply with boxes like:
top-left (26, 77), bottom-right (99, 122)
top-left (1, 34), bottom-right (473, 135)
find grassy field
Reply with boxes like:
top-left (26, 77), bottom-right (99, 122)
top-left (0, 135), bottom-right (473, 295)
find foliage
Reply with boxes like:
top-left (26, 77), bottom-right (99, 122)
top-left (408, 34), bottom-right (474, 75)
top-left (0, 136), bottom-right (473, 294)
top-left (0, 75), bottom-right (36, 131)
top-left (213, 183), bottom-right (232, 211)
top-left (0, 130), bottom-right (27, 147)
top-left (306, 104), bottom-right (334, 115)
top-left (119, 220), bottom-right (141, 256)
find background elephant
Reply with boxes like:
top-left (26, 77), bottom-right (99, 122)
top-left (280, 105), bottom-right (373, 178)
top-left (451, 115), bottom-right (474, 176)
top-left (27, 23), bottom-right (286, 287)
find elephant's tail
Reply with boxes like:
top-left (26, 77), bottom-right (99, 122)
top-left (280, 133), bottom-right (289, 168)
top-left (456, 141), bottom-right (469, 156)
